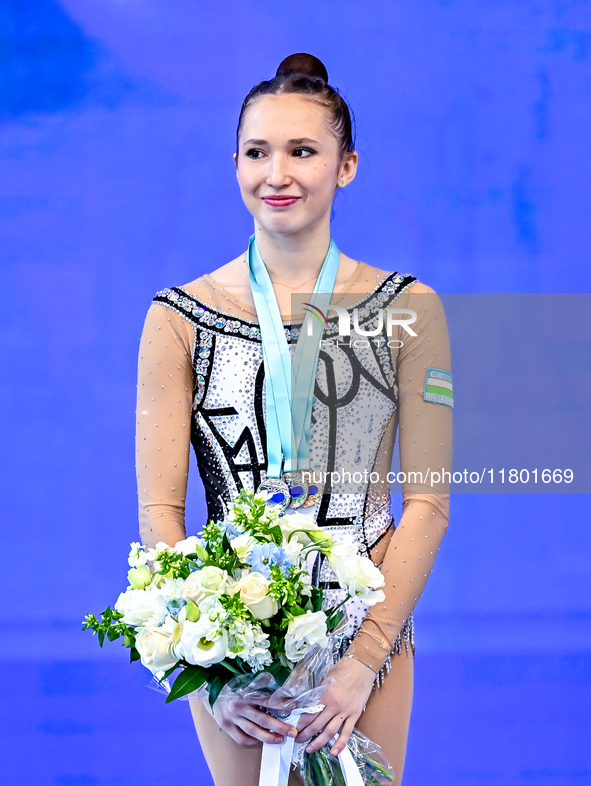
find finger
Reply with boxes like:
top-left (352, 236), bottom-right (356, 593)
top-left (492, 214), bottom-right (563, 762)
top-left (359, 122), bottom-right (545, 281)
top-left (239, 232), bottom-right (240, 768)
top-left (295, 708), bottom-right (334, 744)
top-left (295, 711), bottom-right (317, 733)
top-left (241, 706), bottom-right (297, 738)
top-left (330, 716), bottom-right (356, 756)
top-left (306, 715), bottom-right (346, 754)
top-left (229, 726), bottom-right (260, 746)
top-left (238, 718), bottom-right (286, 745)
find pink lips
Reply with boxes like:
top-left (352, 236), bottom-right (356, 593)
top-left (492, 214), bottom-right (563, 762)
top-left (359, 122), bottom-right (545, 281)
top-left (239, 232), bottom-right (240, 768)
top-left (262, 196), bottom-right (300, 207)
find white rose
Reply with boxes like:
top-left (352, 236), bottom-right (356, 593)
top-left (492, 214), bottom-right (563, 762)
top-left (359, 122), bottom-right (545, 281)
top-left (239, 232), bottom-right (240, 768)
top-left (114, 587), bottom-right (168, 627)
top-left (233, 571), bottom-right (279, 620)
top-left (284, 610), bottom-right (328, 662)
top-left (328, 552), bottom-right (386, 606)
top-left (173, 536), bottom-right (204, 557)
top-left (182, 566), bottom-right (228, 606)
top-left (230, 533), bottom-right (257, 561)
top-left (135, 621), bottom-right (179, 675)
top-left (180, 618), bottom-right (228, 668)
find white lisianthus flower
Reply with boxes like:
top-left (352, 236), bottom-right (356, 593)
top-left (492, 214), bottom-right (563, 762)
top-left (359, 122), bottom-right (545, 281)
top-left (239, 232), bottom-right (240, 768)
top-left (328, 545), bottom-right (386, 606)
top-left (232, 571), bottom-right (279, 620)
top-left (182, 566), bottom-right (228, 606)
top-left (230, 533), bottom-right (257, 562)
top-left (284, 610), bottom-right (328, 662)
top-left (135, 617), bottom-right (179, 675)
top-left (173, 536), bottom-right (204, 557)
top-left (279, 512), bottom-right (333, 548)
top-left (128, 541), bottom-right (147, 568)
top-left (180, 617), bottom-right (228, 668)
top-left (327, 534), bottom-right (359, 561)
top-left (114, 586), bottom-right (168, 627)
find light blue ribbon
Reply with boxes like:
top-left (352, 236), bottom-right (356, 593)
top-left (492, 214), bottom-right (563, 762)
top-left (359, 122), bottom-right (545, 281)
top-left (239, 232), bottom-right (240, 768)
top-left (247, 235), bottom-right (340, 477)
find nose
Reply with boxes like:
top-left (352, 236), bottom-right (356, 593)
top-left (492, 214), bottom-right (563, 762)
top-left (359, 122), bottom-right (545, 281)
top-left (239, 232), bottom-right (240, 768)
top-left (265, 153), bottom-right (292, 189)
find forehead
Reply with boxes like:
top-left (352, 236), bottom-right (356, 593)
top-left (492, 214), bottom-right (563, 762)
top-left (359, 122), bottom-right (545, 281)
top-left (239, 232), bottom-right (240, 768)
top-left (240, 93), bottom-right (336, 145)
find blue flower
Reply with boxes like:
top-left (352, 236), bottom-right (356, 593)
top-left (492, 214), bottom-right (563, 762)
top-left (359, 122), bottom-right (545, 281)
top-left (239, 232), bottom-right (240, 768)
top-left (166, 597), bottom-right (187, 616)
top-left (218, 520), bottom-right (244, 540)
top-left (246, 543), bottom-right (293, 578)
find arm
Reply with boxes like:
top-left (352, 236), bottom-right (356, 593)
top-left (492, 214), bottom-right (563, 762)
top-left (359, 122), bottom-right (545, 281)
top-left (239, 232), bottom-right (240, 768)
top-left (137, 301), bottom-right (298, 746)
top-left (136, 302), bottom-right (195, 550)
top-left (343, 282), bottom-right (453, 672)
top-left (298, 283), bottom-right (453, 755)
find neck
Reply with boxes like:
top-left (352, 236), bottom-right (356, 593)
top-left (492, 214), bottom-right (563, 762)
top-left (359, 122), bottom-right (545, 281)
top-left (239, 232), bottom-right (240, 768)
top-left (253, 221), bottom-right (333, 286)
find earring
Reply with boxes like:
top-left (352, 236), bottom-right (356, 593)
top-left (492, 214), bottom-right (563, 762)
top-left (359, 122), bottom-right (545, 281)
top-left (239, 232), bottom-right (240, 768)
top-left (340, 179), bottom-right (345, 185)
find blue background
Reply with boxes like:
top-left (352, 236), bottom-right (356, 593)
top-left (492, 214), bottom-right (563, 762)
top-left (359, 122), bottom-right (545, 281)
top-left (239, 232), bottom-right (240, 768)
top-left (1, 1), bottom-right (590, 784)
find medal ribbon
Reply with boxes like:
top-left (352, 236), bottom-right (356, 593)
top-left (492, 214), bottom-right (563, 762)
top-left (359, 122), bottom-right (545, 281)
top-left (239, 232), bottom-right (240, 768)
top-left (247, 234), bottom-right (340, 477)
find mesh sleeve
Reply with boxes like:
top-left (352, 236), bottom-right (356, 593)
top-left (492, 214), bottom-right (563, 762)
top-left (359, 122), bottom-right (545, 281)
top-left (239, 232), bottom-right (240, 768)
top-left (136, 302), bottom-right (195, 550)
top-left (344, 284), bottom-right (453, 673)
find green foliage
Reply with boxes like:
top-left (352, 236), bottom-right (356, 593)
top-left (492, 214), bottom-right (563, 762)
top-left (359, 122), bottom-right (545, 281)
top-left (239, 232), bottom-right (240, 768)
top-left (82, 607), bottom-right (136, 650)
top-left (165, 665), bottom-right (208, 703)
top-left (153, 548), bottom-right (195, 580)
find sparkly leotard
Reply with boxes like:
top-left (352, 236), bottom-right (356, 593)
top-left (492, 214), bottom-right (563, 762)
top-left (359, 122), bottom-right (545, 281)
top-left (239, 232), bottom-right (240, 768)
top-left (136, 262), bottom-right (452, 680)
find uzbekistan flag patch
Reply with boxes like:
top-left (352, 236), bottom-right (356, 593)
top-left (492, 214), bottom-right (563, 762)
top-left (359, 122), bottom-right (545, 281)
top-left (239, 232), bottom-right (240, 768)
top-left (424, 368), bottom-right (454, 409)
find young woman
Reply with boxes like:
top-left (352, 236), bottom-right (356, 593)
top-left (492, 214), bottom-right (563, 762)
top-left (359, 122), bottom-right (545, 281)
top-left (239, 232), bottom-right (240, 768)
top-left (136, 53), bottom-right (452, 785)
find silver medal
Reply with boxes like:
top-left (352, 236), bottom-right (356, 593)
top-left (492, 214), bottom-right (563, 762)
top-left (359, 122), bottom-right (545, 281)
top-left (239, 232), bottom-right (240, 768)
top-left (282, 470), bottom-right (309, 509)
top-left (256, 476), bottom-right (290, 512)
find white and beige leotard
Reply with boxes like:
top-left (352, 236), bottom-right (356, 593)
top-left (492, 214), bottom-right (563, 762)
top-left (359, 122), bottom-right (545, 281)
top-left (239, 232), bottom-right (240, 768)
top-left (135, 261), bottom-right (452, 679)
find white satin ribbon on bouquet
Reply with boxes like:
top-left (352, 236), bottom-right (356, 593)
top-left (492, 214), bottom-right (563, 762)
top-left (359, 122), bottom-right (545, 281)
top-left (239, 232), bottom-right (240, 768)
top-left (258, 704), bottom-right (364, 786)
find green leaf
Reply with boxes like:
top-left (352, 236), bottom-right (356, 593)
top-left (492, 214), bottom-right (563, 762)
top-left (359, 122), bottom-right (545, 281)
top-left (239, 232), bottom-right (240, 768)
top-left (220, 659), bottom-right (243, 676)
top-left (98, 630), bottom-right (105, 647)
top-left (326, 609), bottom-right (345, 632)
top-left (268, 525), bottom-right (283, 544)
top-left (165, 666), bottom-right (208, 703)
top-left (107, 627), bottom-right (120, 642)
top-left (159, 663), bottom-right (181, 682)
top-left (130, 647), bottom-right (141, 663)
top-left (207, 672), bottom-right (232, 708)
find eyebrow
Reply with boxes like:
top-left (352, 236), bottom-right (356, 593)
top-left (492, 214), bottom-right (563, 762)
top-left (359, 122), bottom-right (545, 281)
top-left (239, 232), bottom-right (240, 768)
top-left (242, 137), bottom-right (319, 147)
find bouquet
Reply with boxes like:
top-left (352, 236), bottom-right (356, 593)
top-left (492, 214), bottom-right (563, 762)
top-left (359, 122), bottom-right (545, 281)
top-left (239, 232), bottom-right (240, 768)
top-left (83, 489), bottom-right (394, 784)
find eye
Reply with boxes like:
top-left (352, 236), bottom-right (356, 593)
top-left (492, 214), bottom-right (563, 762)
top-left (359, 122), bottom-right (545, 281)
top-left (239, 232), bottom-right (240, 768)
top-left (245, 149), bottom-right (265, 159)
top-left (292, 147), bottom-right (316, 158)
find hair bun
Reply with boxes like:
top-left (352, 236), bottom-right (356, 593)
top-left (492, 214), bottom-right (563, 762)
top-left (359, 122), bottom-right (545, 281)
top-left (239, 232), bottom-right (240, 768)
top-left (276, 53), bottom-right (329, 83)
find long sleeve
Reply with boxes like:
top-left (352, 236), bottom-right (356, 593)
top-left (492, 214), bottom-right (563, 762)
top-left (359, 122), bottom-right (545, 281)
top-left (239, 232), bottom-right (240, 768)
top-left (136, 301), bottom-right (196, 550)
top-left (344, 284), bottom-right (453, 673)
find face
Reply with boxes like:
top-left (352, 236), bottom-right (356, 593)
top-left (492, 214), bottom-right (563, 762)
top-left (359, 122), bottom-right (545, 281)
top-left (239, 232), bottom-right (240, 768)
top-left (234, 93), bottom-right (357, 237)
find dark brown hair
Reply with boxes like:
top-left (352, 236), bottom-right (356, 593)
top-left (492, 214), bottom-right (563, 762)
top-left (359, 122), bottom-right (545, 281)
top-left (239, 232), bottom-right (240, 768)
top-left (235, 53), bottom-right (356, 160)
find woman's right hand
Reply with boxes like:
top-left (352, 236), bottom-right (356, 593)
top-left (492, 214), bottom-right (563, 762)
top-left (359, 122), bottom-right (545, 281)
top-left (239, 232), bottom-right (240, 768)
top-left (207, 694), bottom-right (298, 746)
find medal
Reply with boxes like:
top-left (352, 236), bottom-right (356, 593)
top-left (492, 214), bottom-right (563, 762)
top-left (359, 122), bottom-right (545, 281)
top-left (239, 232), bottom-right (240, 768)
top-left (300, 480), bottom-right (323, 508)
top-left (282, 470), bottom-right (309, 509)
top-left (246, 234), bottom-right (340, 508)
top-left (257, 476), bottom-right (291, 512)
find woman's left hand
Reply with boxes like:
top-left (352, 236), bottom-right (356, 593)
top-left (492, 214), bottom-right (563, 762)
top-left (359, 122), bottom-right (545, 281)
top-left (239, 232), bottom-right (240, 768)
top-left (294, 656), bottom-right (376, 756)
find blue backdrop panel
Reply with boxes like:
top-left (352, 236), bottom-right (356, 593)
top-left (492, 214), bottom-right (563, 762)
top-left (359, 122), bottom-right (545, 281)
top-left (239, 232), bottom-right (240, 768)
top-left (1, 1), bottom-right (590, 784)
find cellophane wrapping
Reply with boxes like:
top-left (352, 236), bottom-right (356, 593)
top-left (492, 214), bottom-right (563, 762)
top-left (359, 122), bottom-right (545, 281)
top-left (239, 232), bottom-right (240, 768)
top-left (185, 627), bottom-right (395, 785)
